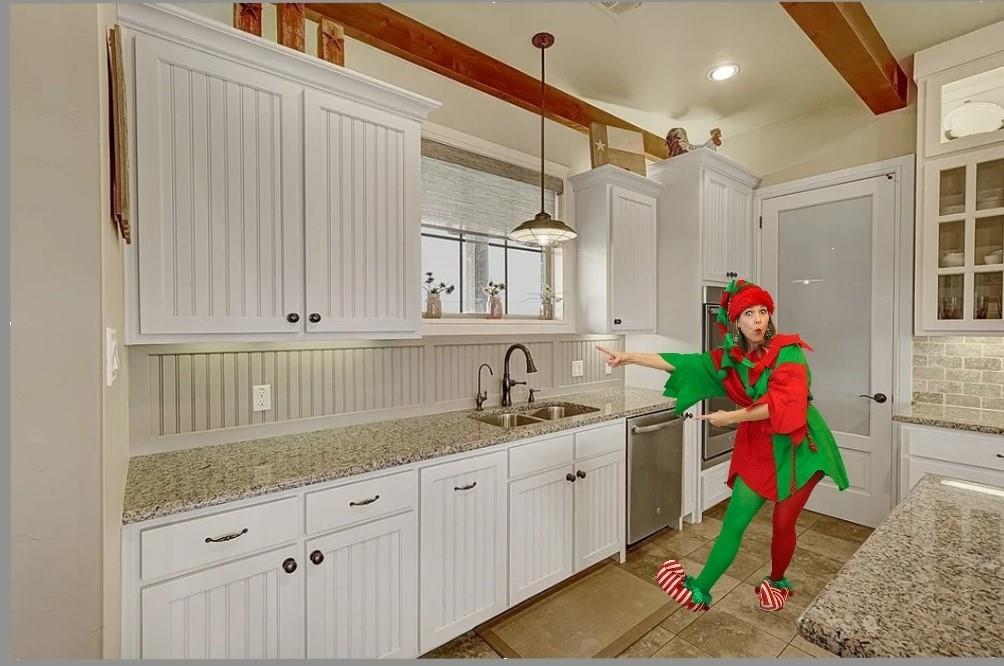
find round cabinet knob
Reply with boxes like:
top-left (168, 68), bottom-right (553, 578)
top-left (309, 550), bottom-right (324, 566)
top-left (565, 472), bottom-right (576, 482)
top-left (613, 318), bottom-right (622, 325)
top-left (282, 557), bottom-right (297, 574)
top-left (576, 469), bottom-right (587, 479)
top-left (286, 313), bottom-right (300, 323)
top-left (308, 313), bottom-right (322, 324)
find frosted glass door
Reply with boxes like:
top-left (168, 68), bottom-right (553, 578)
top-left (761, 175), bottom-right (895, 527)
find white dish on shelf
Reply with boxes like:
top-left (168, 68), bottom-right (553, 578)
top-left (940, 251), bottom-right (965, 267)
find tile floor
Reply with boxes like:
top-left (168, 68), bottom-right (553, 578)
top-left (422, 499), bottom-right (874, 659)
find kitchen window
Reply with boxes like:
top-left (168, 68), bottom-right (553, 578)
top-left (420, 139), bottom-right (563, 319)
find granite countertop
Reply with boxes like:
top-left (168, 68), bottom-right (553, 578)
top-left (797, 473), bottom-right (1004, 657)
top-left (123, 386), bottom-right (675, 525)
top-left (893, 403), bottom-right (1004, 435)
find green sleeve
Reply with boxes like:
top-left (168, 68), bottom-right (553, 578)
top-left (659, 351), bottom-right (727, 415)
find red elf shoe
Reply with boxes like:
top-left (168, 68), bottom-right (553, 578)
top-left (754, 576), bottom-right (793, 612)
top-left (655, 560), bottom-right (711, 612)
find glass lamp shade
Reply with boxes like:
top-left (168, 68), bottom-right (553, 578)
top-left (509, 211), bottom-right (577, 247)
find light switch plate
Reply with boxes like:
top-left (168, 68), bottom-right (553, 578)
top-left (605, 363), bottom-right (613, 375)
top-left (253, 384), bottom-right (272, 412)
top-left (105, 327), bottom-right (119, 387)
top-left (571, 360), bottom-right (584, 377)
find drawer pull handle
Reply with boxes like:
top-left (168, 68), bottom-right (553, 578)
top-left (997, 453), bottom-right (1004, 459)
top-left (204, 527), bottom-right (248, 544)
top-left (454, 481), bottom-right (477, 491)
top-left (349, 495), bottom-right (380, 507)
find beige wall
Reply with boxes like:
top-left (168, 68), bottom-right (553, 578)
top-left (11, 3), bottom-right (128, 658)
top-left (725, 98), bottom-right (918, 187)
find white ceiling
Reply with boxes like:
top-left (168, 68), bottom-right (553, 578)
top-left (389, 2), bottom-right (1004, 139)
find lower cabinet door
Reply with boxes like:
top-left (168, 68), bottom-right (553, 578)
top-left (140, 546), bottom-right (304, 659)
top-left (304, 512), bottom-right (418, 659)
top-left (509, 466), bottom-right (575, 605)
top-left (419, 450), bottom-right (508, 654)
top-left (573, 451), bottom-right (625, 572)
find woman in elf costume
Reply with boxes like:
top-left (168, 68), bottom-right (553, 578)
top-left (597, 278), bottom-right (849, 613)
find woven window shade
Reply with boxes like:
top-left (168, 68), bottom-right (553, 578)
top-left (421, 139), bottom-right (561, 238)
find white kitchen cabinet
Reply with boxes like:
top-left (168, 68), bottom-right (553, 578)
top-left (303, 88), bottom-right (422, 335)
top-left (914, 20), bottom-right (1004, 334)
top-left (304, 512), bottom-right (418, 659)
top-left (418, 451), bottom-right (508, 654)
top-left (569, 165), bottom-right (661, 333)
top-left (132, 31), bottom-right (304, 336)
top-left (701, 168), bottom-right (755, 284)
top-left (508, 465), bottom-right (575, 605)
top-left (507, 421), bottom-right (626, 604)
top-left (897, 422), bottom-right (1004, 500)
top-left (141, 545), bottom-right (304, 659)
top-left (572, 450), bottom-right (625, 571)
top-left (120, 4), bottom-right (438, 343)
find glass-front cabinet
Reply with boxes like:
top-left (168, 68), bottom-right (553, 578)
top-left (921, 148), bottom-right (1004, 331)
top-left (915, 22), bottom-right (1004, 334)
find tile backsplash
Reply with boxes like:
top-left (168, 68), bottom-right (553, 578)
top-left (130, 334), bottom-right (624, 454)
top-left (912, 336), bottom-right (1004, 411)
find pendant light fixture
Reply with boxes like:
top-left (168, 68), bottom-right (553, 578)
top-left (509, 32), bottom-right (577, 247)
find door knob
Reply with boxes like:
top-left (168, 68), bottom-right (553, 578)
top-left (286, 313), bottom-right (300, 323)
top-left (858, 392), bottom-right (887, 403)
top-left (282, 557), bottom-right (297, 574)
top-left (576, 469), bottom-right (587, 479)
top-left (310, 550), bottom-right (324, 565)
top-left (565, 472), bottom-right (576, 482)
top-left (308, 313), bottom-right (321, 323)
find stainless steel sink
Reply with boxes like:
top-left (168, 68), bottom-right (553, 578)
top-left (473, 412), bottom-right (543, 428)
top-left (529, 403), bottom-right (600, 420)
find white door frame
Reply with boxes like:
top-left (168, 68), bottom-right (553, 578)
top-left (754, 154), bottom-right (915, 513)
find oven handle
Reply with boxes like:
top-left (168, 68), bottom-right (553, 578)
top-left (631, 416), bottom-right (686, 434)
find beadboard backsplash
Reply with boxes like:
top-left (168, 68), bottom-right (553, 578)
top-left (129, 334), bottom-right (624, 454)
top-left (912, 336), bottom-right (1004, 412)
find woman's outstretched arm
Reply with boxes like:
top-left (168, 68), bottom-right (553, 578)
top-left (595, 345), bottom-right (674, 372)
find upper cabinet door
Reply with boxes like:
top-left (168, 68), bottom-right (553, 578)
top-left (134, 33), bottom-right (303, 335)
top-left (303, 88), bottom-right (422, 335)
top-left (609, 186), bottom-right (657, 332)
top-left (701, 170), bottom-right (731, 283)
top-left (727, 183), bottom-right (754, 281)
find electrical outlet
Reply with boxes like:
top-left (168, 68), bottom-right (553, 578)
top-left (571, 360), bottom-right (584, 378)
top-left (253, 384), bottom-right (272, 412)
top-left (605, 362), bottom-right (613, 375)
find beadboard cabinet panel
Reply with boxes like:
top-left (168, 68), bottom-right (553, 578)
top-left (134, 32), bottom-right (303, 335)
top-left (303, 88), bottom-right (422, 335)
top-left (573, 451), bottom-right (624, 571)
top-left (609, 186), bottom-right (658, 331)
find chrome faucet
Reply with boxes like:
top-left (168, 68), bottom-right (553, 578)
top-left (476, 363), bottom-right (493, 411)
top-left (501, 344), bottom-right (537, 407)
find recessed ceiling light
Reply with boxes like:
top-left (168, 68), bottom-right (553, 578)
top-left (708, 64), bottom-right (740, 81)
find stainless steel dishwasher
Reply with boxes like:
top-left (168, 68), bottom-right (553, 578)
top-left (627, 409), bottom-right (688, 545)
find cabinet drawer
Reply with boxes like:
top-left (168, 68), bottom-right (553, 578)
top-left (305, 469), bottom-right (417, 535)
top-left (140, 497), bottom-right (299, 581)
top-left (574, 421), bottom-right (625, 460)
top-left (906, 426), bottom-right (1004, 472)
top-left (509, 433), bottom-right (574, 478)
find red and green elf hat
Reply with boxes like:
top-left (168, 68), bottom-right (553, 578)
top-left (714, 278), bottom-right (776, 378)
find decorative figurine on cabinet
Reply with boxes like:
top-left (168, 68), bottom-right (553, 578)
top-left (664, 127), bottom-right (723, 158)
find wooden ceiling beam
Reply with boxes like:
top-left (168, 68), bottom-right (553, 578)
top-left (781, 2), bottom-right (909, 114)
top-left (304, 3), bottom-right (669, 159)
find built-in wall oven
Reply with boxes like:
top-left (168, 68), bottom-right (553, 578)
top-left (702, 286), bottom-right (740, 470)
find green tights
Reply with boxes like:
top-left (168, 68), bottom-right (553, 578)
top-left (693, 476), bottom-right (766, 595)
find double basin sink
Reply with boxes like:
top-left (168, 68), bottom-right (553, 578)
top-left (472, 402), bottom-right (599, 429)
